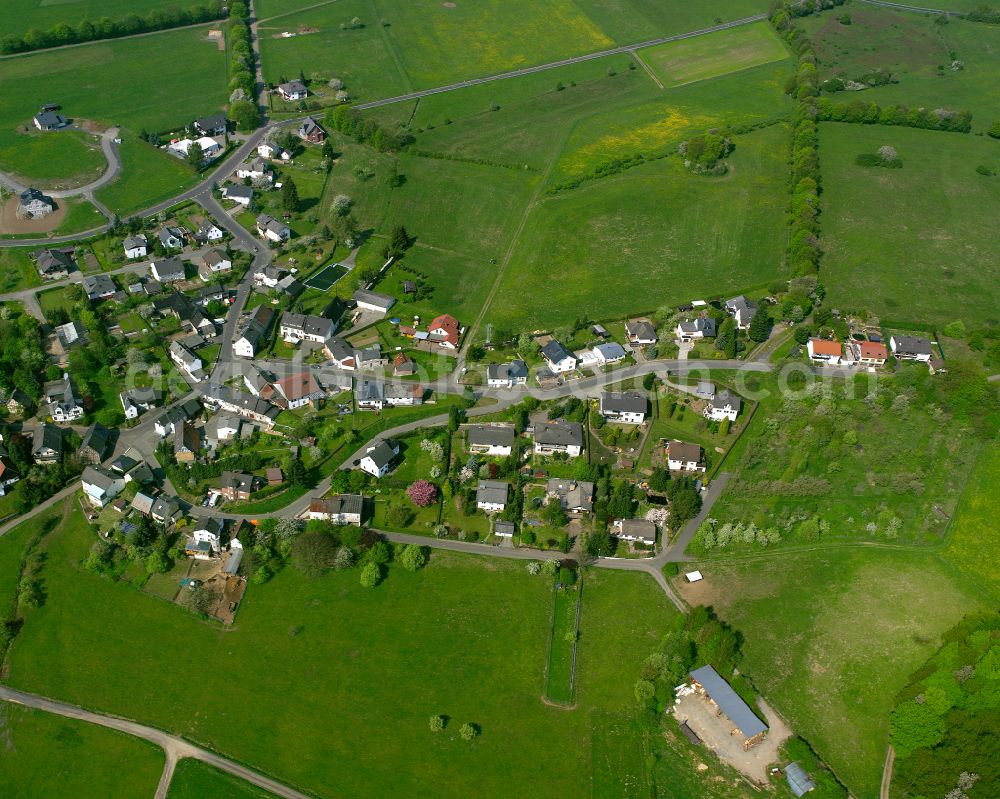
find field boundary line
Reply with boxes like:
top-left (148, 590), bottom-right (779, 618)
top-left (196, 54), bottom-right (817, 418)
top-left (629, 49), bottom-right (664, 89)
top-left (661, 52), bottom-right (793, 92)
top-left (256, 0), bottom-right (340, 25)
top-left (369, 0), bottom-right (415, 94)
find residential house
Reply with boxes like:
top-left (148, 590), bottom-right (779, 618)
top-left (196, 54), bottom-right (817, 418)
top-left (42, 374), bottom-right (83, 422)
top-left (725, 296), bottom-right (758, 330)
top-left (205, 412), bottom-right (242, 448)
top-left (0, 454), bottom-right (19, 496)
top-left (541, 340), bottom-right (577, 374)
top-left (355, 380), bottom-right (422, 410)
top-left (131, 492), bottom-right (156, 516)
top-left (324, 337), bottom-right (357, 370)
top-left (275, 274), bottom-right (305, 299)
top-left (32, 424), bottom-right (63, 464)
top-left (704, 389), bottom-right (741, 422)
top-left (268, 371), bottom-right (324, 410)
top-left (6, 390), bottom-right (30, 418)
top-left (109, 450), bottom-right (154, 485)
top-left (169, 340), bottom-right (203, 376)
top-left (356, 345), bottom-right (387, 371)
top-left (476, 480), bottom-right (509, 513)
top-left (393, 354), bottom-right (415, 376)
top-left (890, 335), bottom-right (934, 362)
top-left (352, 289), bottom-right (395, 314)
top-left (486, 360), bottom-right (529, 388)
top-left (599, 391), bottom-right (647, 424)
top-left (853, 340), bottom-right (888, 368)
top-left (427, 314), bottom-right (461, 349)
top-left (591, 342), bottom-right (627, 365)
top-left (676, 317), bottom-right (717, 341)
top-left (613, 518), bottom-right (657, 546)
top-left (154, 292), bottom-right (216, 338)
top-left (305, 494), bottom-right (364, 525)
top-left (222, 184), bottom-right (253, 206)
top-left (34, 247), bottom-right (74, 279)
top-left (266, 468), bottom-right (283, 486)
top-left (174, 422), bottom-right (201, 463)
top-left (195, 220), bottom-right (225, 243)
top-left (466, 425), bottom-right (516, 457)
top-left (185, 516), bottom-right (225, 559)
top-left (198, 249), bottom-right (232, 281)
top-left (625, 319), bottom-right (657, 346)
top-left (233, 306), bottom-right (275, 358)
top-left (81, 466), bottom-right (126, 508)
top-left (123, 234), bottom-right (148, 259)
top-left (167, 136), bottom-right (221, 162)
top-left (236, 157), bottom-right (272, 183)
top-left (357, 439), bottom-right (400, 478)
top-left (807, 338), bottom-right (843, 365)
top-left (546, 479), bottom-right (594, 513)
top-left (150, 495), bottom-right (183, 525)
top-left (494, 520), bottom-right (516, 538)
top-left (666, 440), bottom-right (705, 472)
top-left (150, 256), bottom-right (186, 283)
top-left (258, 141), bottom-right (290, 160)
top-left (33, 111), bottom-right (68, 131)
top-left (153, 398), bottom-right (203, 437)
top-left (687, 665), bottom-right (768, 750)
top-left (120, 387), bottom-right (158, 420)
top-left (277, 79), bottom-right (308, 100)
top-left (534, 421), bottom-right (585, 458)
top-left (82, 273), bottom-right (116, 300)
top-left (695, 381), bottom-right (716, 400)
top-left (201, 382), bottom-right (280, 426)
top-left (217, 471), bottom-right (256, 502)
top-left (157, 227), bottom-right (186, 250)
top-left (55, 321), bottom-right (87, 349)
top-left (298, 116), bottom-right (327, 143)
top-left (280, 311), bottom-right (336, 343)
top-left (256, 214), bottom-right (290, 243)
top-left (193, 113), bottom-right (228, 136)
top-left (79, 422), bottom-right (113, 464)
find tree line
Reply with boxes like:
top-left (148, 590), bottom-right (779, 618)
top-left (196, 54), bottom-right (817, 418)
top-left (1, 2), bottom-right (225, 55)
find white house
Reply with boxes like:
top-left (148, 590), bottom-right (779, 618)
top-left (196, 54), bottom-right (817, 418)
top-left (853, 340), bottom-right (889, 368)
top-left (222, 185), bottom-right (253, 206)
top-left (185, 516), bottom-right (224, 559)
top-left (277, 79), bottom-right (308, 101)
top-left (466, 425), bottom-right (516, 456)
top-left (358, 439), bottom-right (399, 478)
top-left (81, 466), bottom-right (126, 508)
top-left (476, 480), bottom-right (509, 513)
top-left (541, 340), bottom-right (577, 374)
top-left (168, 136), bottom-right (222, 162)
top-left (123, 234), bottom-right (148, 259)
top-left (305, 494), bottom-right (363, 525)
top-left (236, 157), bottom-right (272, 183)
top-left (352, 289), bottom-right (395, 314)
top-left (533, 421), bottom-right (584, 458)
top-left (599, 391), bottom-right (647, 424)
top-left (279, 312), bottom-right (336, 344)
top-left (120, 387), bottom-right (158, 420)
top-left (196, 220), bottom-right (224, 242)
top-left (486, 360), bottom-right (528, 388)
top-left (807, 338), bottom-right (843, 365)
top-left (42, 375), bottom-right (83, 422)
top-left (613, 518), bottom-right (657, 546)
top-left (150, 256), bottom-right (186, 283)
top-left (82, 273), bottom-right (116, 300)
top-left (355, 380), bottom-right (422, 410)
top-left (256, 214), bottom-right (290, 243)
top-left (625, 319), bottom-right (657, 345)
top-left (676, 317), bottom-right (717, 341)
top-left (258, 142), bottom-right (291, 161)
top-left (725, 296), bottom-right (758, 331)
top-left (233, 306), bottom-right (274, 359)
top-left (198, 249), bottom-right (232, 281)
top-left (590, 342), bottom-right (627, 365)
top-left (169, 340), bottom-right (203, 375)
top-left (666, 440), bottom-right (705, 472)
top-left (890, 335), bottom-right (934, 362)
top-left (704, 389), bottom-right (741, 422)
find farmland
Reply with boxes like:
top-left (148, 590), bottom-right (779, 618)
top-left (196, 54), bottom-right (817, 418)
top-left (0, 0), bottom-right (169, 38)
top-left (4, 500), bottom-right (682, 799)
top-left (818, 122), bottom-right (1000, 327)
top-left (676, 547), bottom-right (985, 798)
top-left (167, 760), bottom-right (276, 799)
top-left (0, 704), bottom-right (163, 799)
top-left (942, 444), bottom-right (1000, 600)
top-left (95, 134), bottom-right (200, 216)
top-left (0, 26), bottom-right (229, 184)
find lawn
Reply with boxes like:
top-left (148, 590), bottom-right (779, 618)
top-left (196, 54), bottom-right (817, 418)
top-left (0, 0), bottom-right (170, 37)
top-left (489, 123), bottom-right (789, 331)
top-left (0, 128), bottom-right (106, 189)
top-left (167, 759), bottom-right (276, 799)
top-left (942, 443), bottom-right (1000, 600)
top-left (0, 248), bottom-right (41, 293)
top-left (702, 370), bottom-right (982, 551)
top-left (674, 547), bottom-right (985, 798)
top-left (0, 26), bottom-right (229, 184)
top-left (37, 285), bottom-right (76, 317)
top-left (55, 198), bottom-right (107, 234)
top-left (0, 704), bottom-right (164, 799)
top-left (544, 585), bottom-right (579, 704)
top-left (95, 134), bottom-right (200, 216)
top-left (818, 122), bottom-right (1000, 327)
top-left (3, 499), bottom-right (683, 798)
top-left (640, 21), bottom-right (790, 88)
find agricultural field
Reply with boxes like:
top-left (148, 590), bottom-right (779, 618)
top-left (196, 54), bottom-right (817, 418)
top-left (818, 122), bottom-right (1000, 327)
top-left (3, 500), bottom-right (682, 799)
top-left (0, 704), bottom-right (163, 799)
top-left (95, 134), bottom-right (200, 216)
top-left (0, 26), bottom-right (229, 184)
top-left (0, 0), bottom-right (168, 37)
top-left (488, 123), bottom-right (789, 331)
top-left (942, 444), bottom-right (1000, 600)
top-left (675, 547), bottom-right (985, 798)
top-left (640, 20), bottom-right (789, 88)
top-left (167, 759), bottom-right (277, 799)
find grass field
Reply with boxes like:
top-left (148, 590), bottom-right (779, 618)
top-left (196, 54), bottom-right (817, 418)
top-left (488, 123), bottom-right (788, 331)
top-left (4, 499), bottom-right (682, 799)
top-left (676, 547), bottom-right (985, 798)
top-left (942, 443), bottom-right (1000, 599)
top-left (0, 704), bottom-right (163, 798)
top-left (640, 21), bottom-right (789, 88)
top-left (95, 134), bottom-right (200, 216)
top-left (0, 128), bottom-right (106, 188)
top-left (167, 759), bottom-right (276, 799)
top-left (803, 8), bottom-right (1000, 133)
top-left (0, 0), bottom-right (169, 37)
top-left (0, 248), bottom-right (42, 293)
top-left (0, 26), bottom-right (228, 183)
top-left (818, 122), bottom-right (1000, 327)
top-left (55, 197), bottom-right (107, 233)
top-left (544, 586), bottom-right (578, 703)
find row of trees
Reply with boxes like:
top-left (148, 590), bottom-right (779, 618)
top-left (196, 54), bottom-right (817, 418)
top-left (815, 97), bottom-right (973, 133)
top-left (1, 2), bottom-right (225, 54)
top-left (323, 105), bottom-right (414, 153)
top-left (227, 2), bottom-right (260, 132)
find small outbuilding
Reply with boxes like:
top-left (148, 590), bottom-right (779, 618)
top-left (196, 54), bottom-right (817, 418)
top-left (784, 762), bottom-right (815, 797)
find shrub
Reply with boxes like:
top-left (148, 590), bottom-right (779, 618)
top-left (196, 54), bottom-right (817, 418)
top-left (360, 562), bottom-right (381, 588)
top-left (407, 480), bottom-right (438, 507)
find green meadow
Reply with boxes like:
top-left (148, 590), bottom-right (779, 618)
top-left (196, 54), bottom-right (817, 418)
top-left (0, 26), bottom-right (228, 184)
top-left (0, 0), bottom-right (169, 37)
top-left (3, 500), bottom-right (681, 799)
top-left (818, 122), bottom-right (1000, 326)
top-left (167, 760), bottom-right (277, 799)
top-left (943, 443), bottom-right (1000, 600)
top-left (0, 704), bottom-right (163, 798)
top-left (95, 134), bottom-right (200, 216)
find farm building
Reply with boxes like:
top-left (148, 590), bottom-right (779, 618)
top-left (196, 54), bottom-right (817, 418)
top-left (687, 665), bottom-right (768, 750)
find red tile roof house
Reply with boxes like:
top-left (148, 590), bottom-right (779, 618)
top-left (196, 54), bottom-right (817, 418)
top-left (263, 371), bottom-right (324, 410)
top-left (806, 337), bottom-right (843, 365)
top-left (427, 314), bottom-right (461, 349)
top-left (853, 340), bottom-right (888, 368)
